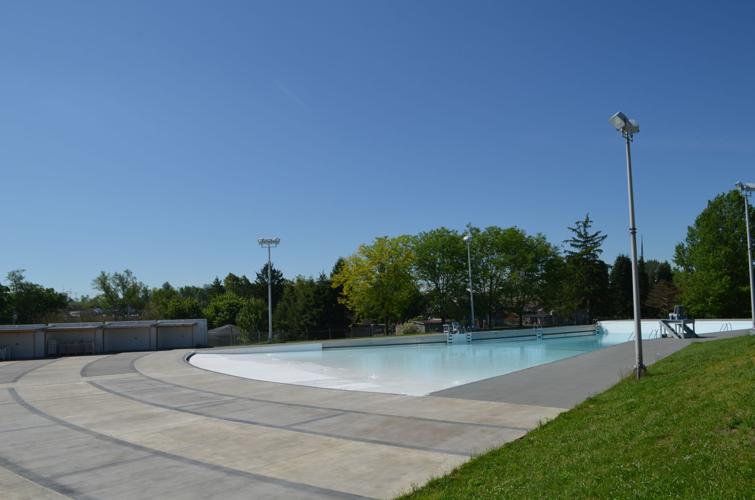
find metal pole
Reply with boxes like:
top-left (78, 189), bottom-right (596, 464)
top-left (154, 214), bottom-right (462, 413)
top-left (267, 245), bottom-right (273, 343)
top-left (466, 239), bottom-right (475, 329)
top-left (743, 191), bottom-right (755, 330)
top-left (625, 134), bottom-right (645, 378)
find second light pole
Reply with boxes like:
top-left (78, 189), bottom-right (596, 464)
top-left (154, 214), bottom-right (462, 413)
top-left (610, 111), bottom-right (645, 379)
top-left (735, 182), bottom-right (755, 331)
top-left (463, 233), bottom-right (475, 330)
top-left (257, 237), bottom-right (280, 343)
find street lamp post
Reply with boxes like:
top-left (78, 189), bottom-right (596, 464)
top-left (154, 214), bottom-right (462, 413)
top-left (736, 182), bottom-right (755, 331)
top-left (463, 234), bottom-right (475, 330)
top-left (257, 237), bottom-right (280, 343)
top-left (609, 112), bottom-right (645, 379)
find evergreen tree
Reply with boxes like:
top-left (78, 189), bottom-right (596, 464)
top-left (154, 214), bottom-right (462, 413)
top-left (609, 255), bottom-right (633, 318)
top-left (223, 273), bottom-right (254, 298)
top-left (207, 277), bottom-right (225, 298)
top-left (565, 213), bottom-right (608, 261)
top-left (0, 282), bottom-right (11, 324)
top-left (313, 261), bottom-right (350, 332)
top-left (253, 264), bottom-right (285, 311)
top-left (638, 257), bottom-right (650, 316)
top-left (274, 277), bottom-right (321, 339)
top-left (563, 214), bottom-right (610, 321)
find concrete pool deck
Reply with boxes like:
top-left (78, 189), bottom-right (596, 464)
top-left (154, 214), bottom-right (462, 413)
top-left (0, 330), bottom-right (748, 499)
top-left (432, 330), bottom-right (750, 407)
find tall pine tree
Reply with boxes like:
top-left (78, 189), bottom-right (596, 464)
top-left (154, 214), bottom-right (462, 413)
top-left (563, 214), bottom-right (610, 322)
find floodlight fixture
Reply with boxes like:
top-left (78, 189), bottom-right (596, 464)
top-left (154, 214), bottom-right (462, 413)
top-left (736, 182), bottom-right (755, 193)
top-left (463, 234), bottom-right (471, 242)
top-left (609, 111), bottom-right (640, 138)
top-left (257, 237), bottom-right (280, 247)
top-left (258, 237), bottom-right (280, 343)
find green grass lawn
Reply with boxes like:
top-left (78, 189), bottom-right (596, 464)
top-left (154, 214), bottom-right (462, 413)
top-left (401, 335), bottom-right (754, 499)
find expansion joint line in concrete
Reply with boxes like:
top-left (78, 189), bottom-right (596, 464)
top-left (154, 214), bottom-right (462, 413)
top-left (135, 359), bottom-right (531, 432)
top-left (283, 411), bottom-right (349, 428)
top-left (7, 388), bottom-right (372, 500)
top-left (0, 452), bottom-right (87, 500)
top-left (87, 380), bottom-right (472, 457)
top-left (5, 358), bottom-right (60, 384)
top-left (79, 352), bottom-right (150, 378)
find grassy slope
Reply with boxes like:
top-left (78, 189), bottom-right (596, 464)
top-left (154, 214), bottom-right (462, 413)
top-left (402, 336), bottom-right (754, 499)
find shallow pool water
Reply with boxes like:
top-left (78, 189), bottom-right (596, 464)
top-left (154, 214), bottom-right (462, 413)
top-left (191, 319), bottom-right (748, 396)
top-left (190, 331), bottom-right (634, 396)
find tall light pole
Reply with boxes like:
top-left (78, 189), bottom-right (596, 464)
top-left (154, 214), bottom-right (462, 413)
top-left (736, 182), bottom-right (755, 330)
top-left (463, 234), bottom-right (475, 329)
top-left (257, 237), bottom-right (280, 343)
top-left (609, 111), bottom-right (645, 379)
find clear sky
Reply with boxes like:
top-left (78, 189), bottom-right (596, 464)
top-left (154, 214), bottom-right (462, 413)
top-left (1, 1), bottom-right (754, 297)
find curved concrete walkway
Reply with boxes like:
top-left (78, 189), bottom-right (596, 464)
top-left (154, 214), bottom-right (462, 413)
top-left (0, 330), bottom-right (745, 499)
top-left (0, 349), bottom-right (562, 499)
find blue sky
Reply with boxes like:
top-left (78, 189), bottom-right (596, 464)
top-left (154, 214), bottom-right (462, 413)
top-left (1, 1), bottom-right (754, 297)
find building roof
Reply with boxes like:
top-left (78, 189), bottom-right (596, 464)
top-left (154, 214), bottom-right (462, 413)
top-left (209, 324), bottom-right (243, 337)
top-left (105, 321), bottom-right (157, 329)
top-left (0, 324), bottom-right (47, 332)
top-left (0, 319), bottom-right (201, 332)
top-left (157, 320), bottom-right (197, 327)
top-left (46, 322), bottom-right (104, 331)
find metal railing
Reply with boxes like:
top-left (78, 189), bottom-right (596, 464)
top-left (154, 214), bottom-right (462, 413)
top-left (629, 327), bottom-right (660, 340)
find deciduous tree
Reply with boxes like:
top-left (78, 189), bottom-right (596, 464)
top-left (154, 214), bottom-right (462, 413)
top-left (674, 190), bottom-right (754, 317)
top-left (92, 270), bottom-right (149, 319)
top-left (4, 270), bottom-right (68, 323)
top-left (331, 236), bottom-right (419, 327)
top-left (202, 293), bottom-right (247, 329)
top-left (503, 232), bottom-right (561, 326)
top-left (412, 227), bottom-right (466, 323)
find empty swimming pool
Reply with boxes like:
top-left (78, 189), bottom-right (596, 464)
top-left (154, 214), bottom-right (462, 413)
top-left (190, 331), bottom-right (634, 396)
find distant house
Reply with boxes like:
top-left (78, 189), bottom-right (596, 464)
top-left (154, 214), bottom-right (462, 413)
top-left (208, 324), bottom-right (245, 346)
top-left (522, 307), bottom-right (557, 326)
top-left (421, 318), bottom-right (445, 333)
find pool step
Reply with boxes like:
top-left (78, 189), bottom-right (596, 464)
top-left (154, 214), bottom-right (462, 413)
top-left (659, 319), bottom-right (698, 339)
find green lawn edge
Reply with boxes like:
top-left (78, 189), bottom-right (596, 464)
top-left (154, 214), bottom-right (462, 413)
top-left (400, 335), bottom-right (754, 499)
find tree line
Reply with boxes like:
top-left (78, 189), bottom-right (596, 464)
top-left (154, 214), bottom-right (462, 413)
top-left (331, 215), bottom-right (679, 330)
top-left (1, 190), bottom-right (752, 337)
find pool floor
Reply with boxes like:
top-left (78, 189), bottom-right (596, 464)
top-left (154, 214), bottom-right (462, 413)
top-left (190, 333), bottom-right (632, 396)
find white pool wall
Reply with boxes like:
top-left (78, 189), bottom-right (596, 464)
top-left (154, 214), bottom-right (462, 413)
top-left (598, 319), bottom-right (751, 336)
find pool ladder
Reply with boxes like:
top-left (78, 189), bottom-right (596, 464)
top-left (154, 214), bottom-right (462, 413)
top-left (445, 324), bottom-right (472, 344)
top-left (535, 325), bottom-right (544, 340)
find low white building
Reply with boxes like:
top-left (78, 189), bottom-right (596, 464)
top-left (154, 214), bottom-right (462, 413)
top-left (0, 319), bottom-right (207, 360)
